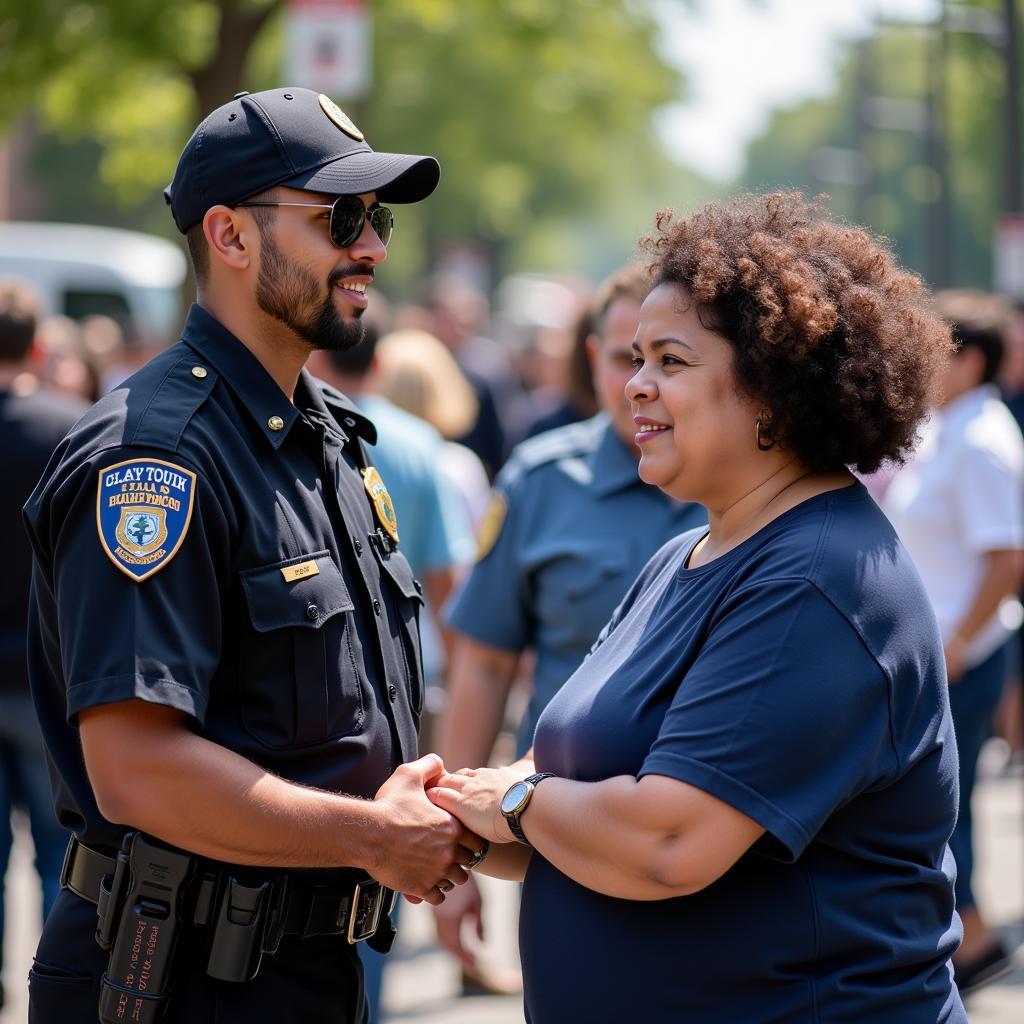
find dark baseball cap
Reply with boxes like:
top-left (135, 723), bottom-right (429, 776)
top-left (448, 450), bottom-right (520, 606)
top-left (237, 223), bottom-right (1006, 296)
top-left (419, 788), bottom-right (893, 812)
top-left (164, 87), bottom-right (440, 233)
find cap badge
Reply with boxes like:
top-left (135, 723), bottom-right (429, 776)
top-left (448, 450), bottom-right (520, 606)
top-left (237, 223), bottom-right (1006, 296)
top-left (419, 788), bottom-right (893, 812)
top-left (361, 466), bottom-right (399, 543)
top-left (318, 94), bottom-right (364, 142)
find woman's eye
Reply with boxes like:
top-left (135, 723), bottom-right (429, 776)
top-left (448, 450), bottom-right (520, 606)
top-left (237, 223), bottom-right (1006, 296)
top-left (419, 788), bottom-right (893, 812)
top-left (630, 356), bottom-right (644, 369)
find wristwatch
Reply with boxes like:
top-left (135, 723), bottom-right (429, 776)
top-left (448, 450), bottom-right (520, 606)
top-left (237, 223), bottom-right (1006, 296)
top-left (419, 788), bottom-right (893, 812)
top-left (500, 773), bottom-right (555, 846)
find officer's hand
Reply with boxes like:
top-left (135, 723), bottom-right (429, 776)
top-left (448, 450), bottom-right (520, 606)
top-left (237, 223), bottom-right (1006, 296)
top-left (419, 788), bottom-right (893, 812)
top-left (432, 873), bottom-right (484, 968)
top-left (371, 754), bottom-right (483, 905)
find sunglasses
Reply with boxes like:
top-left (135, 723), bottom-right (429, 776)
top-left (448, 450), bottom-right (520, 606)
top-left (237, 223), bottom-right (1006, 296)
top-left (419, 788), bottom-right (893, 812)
top-left (236, 195), bottom-right (394, 249)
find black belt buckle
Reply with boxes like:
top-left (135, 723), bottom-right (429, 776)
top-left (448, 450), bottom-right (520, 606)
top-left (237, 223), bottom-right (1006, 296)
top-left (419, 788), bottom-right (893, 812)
top-left (345, 880), bottom-right (384, 944)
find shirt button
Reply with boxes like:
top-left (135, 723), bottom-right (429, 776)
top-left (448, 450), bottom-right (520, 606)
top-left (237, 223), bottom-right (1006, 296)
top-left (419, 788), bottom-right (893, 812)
top-left (354, 539), bottom-right (363, 555)
top-left (191, 365), bottom-right (208, 379)
top-left (388, 685), bottom-right (398, 702)
top-left (268, 415), bottom-right (285, 431)
top-left (306, 604), bottom-right (319, 621)
top-left (372, 599), bottom-right (381, 616)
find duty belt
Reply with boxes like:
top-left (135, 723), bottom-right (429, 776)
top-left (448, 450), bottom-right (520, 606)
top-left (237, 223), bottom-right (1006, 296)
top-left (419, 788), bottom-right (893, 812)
top-left (61, 834), bottom-right (396, 946)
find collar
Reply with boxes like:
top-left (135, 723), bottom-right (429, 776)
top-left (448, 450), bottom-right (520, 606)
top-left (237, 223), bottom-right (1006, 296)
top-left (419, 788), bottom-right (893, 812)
top-left (304, 375), bottom-right (378, 445)
top-left (937, 384), bottom-right (998, 436)
top-left (181, 304), bottom-right (300, 450)
top-left (588, 414), bottom-right (644, 497)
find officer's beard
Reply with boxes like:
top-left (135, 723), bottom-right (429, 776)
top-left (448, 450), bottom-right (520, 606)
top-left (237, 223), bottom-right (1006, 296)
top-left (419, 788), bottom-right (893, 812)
top-left (255, 231), bottom-right (366, 352)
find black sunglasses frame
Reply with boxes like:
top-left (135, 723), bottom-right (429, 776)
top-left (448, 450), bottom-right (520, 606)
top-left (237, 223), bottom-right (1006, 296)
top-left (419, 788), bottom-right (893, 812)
top-left (236, 195), bottom-right (394, 249)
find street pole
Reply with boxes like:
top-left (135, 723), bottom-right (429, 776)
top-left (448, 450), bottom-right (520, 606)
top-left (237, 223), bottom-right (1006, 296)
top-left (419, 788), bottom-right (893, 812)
top-left (925, 1), bottom-right (952, 288)
top-left (1005, 0), bottom-right (1022, 214)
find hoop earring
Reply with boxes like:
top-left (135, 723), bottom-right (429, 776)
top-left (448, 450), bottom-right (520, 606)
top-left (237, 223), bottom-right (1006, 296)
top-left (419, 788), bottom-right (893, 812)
top-left (755, 417), bottom-right (775, 452)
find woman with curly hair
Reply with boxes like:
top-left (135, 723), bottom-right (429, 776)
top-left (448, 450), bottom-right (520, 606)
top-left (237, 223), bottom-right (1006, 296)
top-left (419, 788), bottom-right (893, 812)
top-left (428, 193), bottom-right (966, 1022)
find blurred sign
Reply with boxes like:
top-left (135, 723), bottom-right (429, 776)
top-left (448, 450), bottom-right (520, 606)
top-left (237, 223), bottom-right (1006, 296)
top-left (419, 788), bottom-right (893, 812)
top-left (995, 214), bottom-right (1024, 301)
top-left (284, 0), bottom-right (371, 99)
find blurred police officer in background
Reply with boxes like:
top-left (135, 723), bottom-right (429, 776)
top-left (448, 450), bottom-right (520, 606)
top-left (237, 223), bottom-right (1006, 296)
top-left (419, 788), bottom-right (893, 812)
top-left (432, 263), bottom-right (707, 972)
top-left (23, 87), bottom-right (483, 1024)
top-left (0, 280), bottom-right (86, 1013)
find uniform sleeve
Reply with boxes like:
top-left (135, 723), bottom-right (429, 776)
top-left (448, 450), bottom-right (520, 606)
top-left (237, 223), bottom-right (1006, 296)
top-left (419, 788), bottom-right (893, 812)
top-left (952, 441), bottom-right (1024, 554)
top-left (639, 579), bottom-right (893, 861)
top-left (444, 469), bottom-right (532, 653)
top-left (49, 447), bottom-right (229, 724)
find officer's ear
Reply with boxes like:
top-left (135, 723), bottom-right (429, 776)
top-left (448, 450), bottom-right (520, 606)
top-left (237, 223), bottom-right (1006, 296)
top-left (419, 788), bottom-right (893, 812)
top-left (584, 333), bottom-right (600, 371)
top-left (203, 205), bottom-right (254, 273)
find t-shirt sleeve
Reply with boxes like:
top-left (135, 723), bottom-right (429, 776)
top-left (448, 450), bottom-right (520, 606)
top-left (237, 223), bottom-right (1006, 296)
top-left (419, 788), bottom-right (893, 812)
top-left (49, 447), bottom-right (228, 724)
top-left (639, 578), bottom-right (893, 861)
top-left (444, 470), bottom-right (532, 653)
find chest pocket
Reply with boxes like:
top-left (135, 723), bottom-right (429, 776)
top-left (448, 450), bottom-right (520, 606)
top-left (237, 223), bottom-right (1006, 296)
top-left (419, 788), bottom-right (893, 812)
top-left (532, 543), bottom-right (631, 656)
top-left (371, 541), bottom-right (426, 715)
top-left (238, 551), bottom-right (364, 748)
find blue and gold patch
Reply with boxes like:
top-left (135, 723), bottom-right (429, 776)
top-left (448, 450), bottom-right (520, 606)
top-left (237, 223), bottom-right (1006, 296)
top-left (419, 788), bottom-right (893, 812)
top-left (96, 458), bottom-right (197, 582)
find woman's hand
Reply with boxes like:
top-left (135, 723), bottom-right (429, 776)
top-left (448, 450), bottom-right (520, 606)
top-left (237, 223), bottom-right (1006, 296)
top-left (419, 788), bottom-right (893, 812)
top-left (428, 766), bottom-right (529, 844)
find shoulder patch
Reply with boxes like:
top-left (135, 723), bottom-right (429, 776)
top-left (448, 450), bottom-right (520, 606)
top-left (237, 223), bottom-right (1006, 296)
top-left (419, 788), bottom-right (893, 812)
top-left (96, 458), bottom-right (197, 582)
top-left (475, 492), bottom-right (507, 561)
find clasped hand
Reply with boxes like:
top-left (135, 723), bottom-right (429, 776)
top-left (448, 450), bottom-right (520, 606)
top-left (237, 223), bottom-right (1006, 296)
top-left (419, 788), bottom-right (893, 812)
top-left (427, 764), bottom-right (532, 845)
top-left (371, 754), bottom-right (490, 906)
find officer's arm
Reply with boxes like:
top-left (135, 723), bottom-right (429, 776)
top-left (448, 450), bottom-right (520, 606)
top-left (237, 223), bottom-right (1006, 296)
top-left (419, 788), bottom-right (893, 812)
top-left (79, 698), bottom-right (477, 904)
top-left (437, 634), bottom-right (520, 770)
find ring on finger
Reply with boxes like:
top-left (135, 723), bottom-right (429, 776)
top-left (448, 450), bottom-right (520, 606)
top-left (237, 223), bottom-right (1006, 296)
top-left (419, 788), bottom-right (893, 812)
top-left (437, 879), bottom-right (455, 893)
top-left (466, 839), bottom-right (490, 870)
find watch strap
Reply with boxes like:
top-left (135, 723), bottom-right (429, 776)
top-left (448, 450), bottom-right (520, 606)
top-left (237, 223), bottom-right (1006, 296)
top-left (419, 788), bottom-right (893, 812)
top-left (506, 773), bottom-right (555, 846)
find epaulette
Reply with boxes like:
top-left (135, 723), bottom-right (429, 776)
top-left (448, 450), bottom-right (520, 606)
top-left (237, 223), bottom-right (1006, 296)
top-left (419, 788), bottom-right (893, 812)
top-left (506, 416), bottom-right (604, 476)
top-left (127, 353), bottom-right (218, 452)
top-left (313, 378), bottom-right (378, 444)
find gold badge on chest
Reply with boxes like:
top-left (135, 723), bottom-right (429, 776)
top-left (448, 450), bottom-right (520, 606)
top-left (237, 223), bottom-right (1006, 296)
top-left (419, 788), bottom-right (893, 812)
top-left (361, 466), bottom-right (400, 544)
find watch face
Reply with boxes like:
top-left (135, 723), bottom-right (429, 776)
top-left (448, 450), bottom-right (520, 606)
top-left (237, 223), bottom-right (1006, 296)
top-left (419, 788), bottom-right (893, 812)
top-left (501, 781), bottom-right (530, 816)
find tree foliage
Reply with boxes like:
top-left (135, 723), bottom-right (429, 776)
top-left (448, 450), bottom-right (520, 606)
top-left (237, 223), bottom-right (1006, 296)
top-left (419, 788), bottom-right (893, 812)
top-left (0, 0), bottom-right (698, 282)
top-left (738, 1), bottom-right (1021, 289)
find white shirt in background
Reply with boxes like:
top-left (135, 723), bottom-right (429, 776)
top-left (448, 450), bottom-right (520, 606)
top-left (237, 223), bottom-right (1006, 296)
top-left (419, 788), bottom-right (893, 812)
top-left (882, 384), bottom-right (1024, 668)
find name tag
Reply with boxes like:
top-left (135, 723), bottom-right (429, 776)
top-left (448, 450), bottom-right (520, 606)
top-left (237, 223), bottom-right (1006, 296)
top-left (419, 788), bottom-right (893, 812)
top-left (281, 560), bottom-right (320, 583)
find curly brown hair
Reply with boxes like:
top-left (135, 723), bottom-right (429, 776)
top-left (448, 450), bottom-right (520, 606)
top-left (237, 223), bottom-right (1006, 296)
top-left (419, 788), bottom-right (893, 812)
top-left (640, 192), bottom-right (952, 474)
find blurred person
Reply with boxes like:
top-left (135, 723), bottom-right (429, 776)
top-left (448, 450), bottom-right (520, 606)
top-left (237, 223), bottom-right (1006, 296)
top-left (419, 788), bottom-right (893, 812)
top-left (426, 275), bottom-right (514, 478)
top-left (35, 315), bottom-right (102, 403)
top-left (996, 301), bottom-right (1024, 762)
top-left (375, 328), bottom-right (492, 529)
top-left (882, 289), bottom-right (1024, 994)
top-left (432, 263), bottom-right (705, 981)
top-left (524, 298), bottom-right (599, 439)
top-left (0, 280), bottom-right (86, 1012)
top-left (308, 323), bottom-right (475, 1024)
top-left (24, 87), bottom-right (479, 1024)
top-left (429, 194), bottom-right (967, 1023)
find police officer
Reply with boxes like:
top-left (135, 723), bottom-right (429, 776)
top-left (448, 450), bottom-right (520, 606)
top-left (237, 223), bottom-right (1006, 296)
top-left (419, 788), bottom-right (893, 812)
top-left (24, 87), bottom-right (481, 1024)
top-left (433, 263), bottom-right (706, 967)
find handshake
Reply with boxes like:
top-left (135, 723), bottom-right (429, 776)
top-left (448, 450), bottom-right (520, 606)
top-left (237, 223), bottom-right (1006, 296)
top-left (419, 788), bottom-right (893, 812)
top-left (368, 753), bottom-right (528, 907)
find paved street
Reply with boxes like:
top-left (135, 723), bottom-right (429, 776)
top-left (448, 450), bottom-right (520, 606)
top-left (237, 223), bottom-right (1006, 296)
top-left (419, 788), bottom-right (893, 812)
top-left (3, 758), bottom-right (1021, 1023)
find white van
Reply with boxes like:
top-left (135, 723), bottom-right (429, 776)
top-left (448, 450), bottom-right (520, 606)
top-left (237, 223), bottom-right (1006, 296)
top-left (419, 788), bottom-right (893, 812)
top-left (0, 222), bottom-right (187, 342)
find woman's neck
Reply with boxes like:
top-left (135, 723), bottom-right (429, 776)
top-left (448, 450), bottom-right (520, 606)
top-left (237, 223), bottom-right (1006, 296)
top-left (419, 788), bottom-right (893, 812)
top-left (690, 463), bottom-right (854, 568)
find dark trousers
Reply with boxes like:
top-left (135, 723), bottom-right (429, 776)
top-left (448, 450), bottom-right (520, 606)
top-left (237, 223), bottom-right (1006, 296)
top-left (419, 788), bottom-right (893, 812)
top-left (30, 888), bottom-right (368, 1023)
top-left (948, 642), bottom-right (1009, 911)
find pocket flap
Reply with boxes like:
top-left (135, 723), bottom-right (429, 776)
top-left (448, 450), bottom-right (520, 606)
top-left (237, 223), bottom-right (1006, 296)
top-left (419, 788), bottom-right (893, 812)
top-left (375, 546), bottom-right (424, 602)
top-left (240, 551), bottom-right (354, 632)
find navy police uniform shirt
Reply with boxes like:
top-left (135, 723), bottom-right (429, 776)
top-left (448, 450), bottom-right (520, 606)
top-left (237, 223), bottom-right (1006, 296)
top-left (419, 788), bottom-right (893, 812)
top-left (24, 304), bottom-right (423, 851)
top-left (446, 414), bottom-right (705, 754)
top-left (523, 483), bottom-right (966, 1023)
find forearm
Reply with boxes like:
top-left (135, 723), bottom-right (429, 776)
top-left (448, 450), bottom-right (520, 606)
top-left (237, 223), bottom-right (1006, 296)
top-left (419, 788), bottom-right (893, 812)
top-left (520, 776), bottom-right (697, 900)
top-left (439, 639), bottom-right (519, 769)
top-left (952, 549), bottom-right (1024, 643)
top-left (91, 723), bottom-right (385, 869)
top-left (475, 841), bottom-right (533, 881)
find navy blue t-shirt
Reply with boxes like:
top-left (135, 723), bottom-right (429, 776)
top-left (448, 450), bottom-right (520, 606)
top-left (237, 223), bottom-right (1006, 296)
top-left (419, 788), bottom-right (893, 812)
top-left (524, 482), bottom-right (965, 1023)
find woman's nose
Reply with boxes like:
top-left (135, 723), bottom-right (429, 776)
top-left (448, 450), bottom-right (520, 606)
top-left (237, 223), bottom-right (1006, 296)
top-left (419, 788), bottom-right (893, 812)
top-left (625, 369), bottom-right (653, 403)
